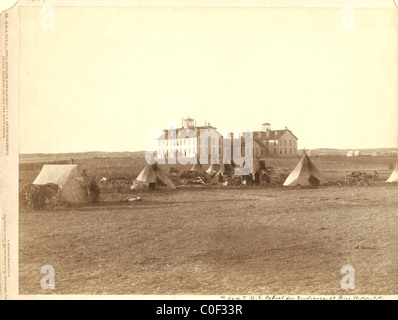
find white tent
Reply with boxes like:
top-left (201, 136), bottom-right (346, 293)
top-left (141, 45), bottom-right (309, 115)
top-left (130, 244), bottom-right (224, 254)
top-left (283, 153), bottom-right (326, 187)
top-left (131, 163), bottom-right (176, 190)
top-left (386, 165), bottom-right (398, 183)
top-left (347, 150), bottom-right (354, 157)
top-left (33, 164), bottom-right (89, 204)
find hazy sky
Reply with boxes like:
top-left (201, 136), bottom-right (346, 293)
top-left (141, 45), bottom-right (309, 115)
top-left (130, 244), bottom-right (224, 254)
top-left (19, 6), bottom-right (398, 153)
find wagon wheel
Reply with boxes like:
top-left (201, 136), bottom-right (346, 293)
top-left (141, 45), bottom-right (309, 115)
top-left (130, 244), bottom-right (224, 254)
top-left (42, 183), bottom-right (61, 208)
top-left (19, 183), bottom-right (34, 209)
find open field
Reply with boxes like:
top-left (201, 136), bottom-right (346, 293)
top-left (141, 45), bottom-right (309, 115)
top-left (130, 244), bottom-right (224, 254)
top-left (18, 152), bottom-right (398, 295)
top-left (19, 184), bottom-right (398, 295)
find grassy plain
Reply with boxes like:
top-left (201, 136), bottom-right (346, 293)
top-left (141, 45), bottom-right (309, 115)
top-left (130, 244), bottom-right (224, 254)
top-left (18, 152), bottom-right (398, 296)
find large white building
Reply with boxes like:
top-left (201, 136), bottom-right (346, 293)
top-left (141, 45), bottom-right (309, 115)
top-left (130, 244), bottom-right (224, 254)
top-left (156, 118), bottom-right (223, 161)
top-left (156, 119), bottom-right (298, 161)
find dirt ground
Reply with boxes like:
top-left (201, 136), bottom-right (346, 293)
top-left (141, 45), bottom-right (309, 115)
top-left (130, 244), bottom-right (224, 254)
top-left (19, 183), bottom-right (398, 296)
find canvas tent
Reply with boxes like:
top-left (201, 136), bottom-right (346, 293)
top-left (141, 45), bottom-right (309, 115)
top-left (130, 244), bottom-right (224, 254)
top-left (33, 164), bottom-right (89, 204)
top-left (347, 150), bottom-right (354, 157)
top-left (386, 165), bottom-right (398, 183)
top-left (283, 153), bottom-right (325, 187)
top-left (131, 163), bottom-right (176, 190)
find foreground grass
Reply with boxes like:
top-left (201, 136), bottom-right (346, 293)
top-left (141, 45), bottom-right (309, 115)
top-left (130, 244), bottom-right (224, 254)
top-left (19, 184), bottom-right (398, 296)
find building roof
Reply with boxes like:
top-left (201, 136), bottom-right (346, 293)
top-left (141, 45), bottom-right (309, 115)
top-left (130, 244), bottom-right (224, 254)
top-left (157, 125), bottom-right (219, 141)
top-left (157, 125), bottom-right (298, 141)
top-left (249, 129), bottom-right (298, 141)
top-left (253, 138), bottom-right (267, 148)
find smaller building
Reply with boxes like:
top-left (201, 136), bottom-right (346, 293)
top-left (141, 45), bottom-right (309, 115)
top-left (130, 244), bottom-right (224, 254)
top-left (242, 123), bottom-right (298, 157)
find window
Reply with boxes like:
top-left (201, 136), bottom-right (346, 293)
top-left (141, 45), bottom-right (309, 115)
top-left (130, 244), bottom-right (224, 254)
top-left (274, 148), bottom-right (276, 154)
top-left (285, 148), bottom-right (287, 154)
top-left (290, 140), bottom-right (292, 146)
top-left (290, 148), bottom-right (292, 154)
top-left (284, 140), bottom-right (286, 146)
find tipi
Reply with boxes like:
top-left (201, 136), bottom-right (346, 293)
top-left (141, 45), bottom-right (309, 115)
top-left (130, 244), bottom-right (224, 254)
top-left (283, 153), bottom-right (325, 187)
top-left (33, 164), bottom-right (89, 203)
top-left (386, 165), bottom-right (398, 183)
top-left (131, 163), bottom-right (176, 190)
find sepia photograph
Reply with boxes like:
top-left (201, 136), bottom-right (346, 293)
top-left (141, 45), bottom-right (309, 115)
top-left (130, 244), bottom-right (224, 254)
top-left (1, 0), bottom-right (397, 300)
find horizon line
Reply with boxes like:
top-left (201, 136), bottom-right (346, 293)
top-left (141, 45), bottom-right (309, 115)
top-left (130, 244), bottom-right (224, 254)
top-left (19, 146), bottom-right (398, 156)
